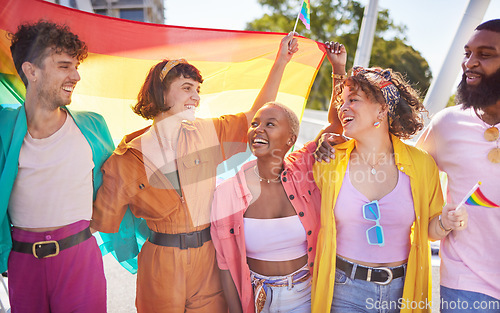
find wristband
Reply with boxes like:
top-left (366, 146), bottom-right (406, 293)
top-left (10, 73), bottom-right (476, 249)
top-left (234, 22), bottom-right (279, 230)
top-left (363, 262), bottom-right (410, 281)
top-left (439, 215), bottom-right (452, 232)
top-left (332, 72), bottom-right (347, 80)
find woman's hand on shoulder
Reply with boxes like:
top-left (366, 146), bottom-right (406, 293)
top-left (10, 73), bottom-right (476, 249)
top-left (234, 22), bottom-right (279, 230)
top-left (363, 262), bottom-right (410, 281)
top-left (314, 133), bottom-right (348, 162)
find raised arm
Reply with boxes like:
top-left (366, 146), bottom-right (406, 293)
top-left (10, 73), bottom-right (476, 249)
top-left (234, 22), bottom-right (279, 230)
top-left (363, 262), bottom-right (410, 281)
top-left (312, 42), bottom-right (349, 160)
top-left (243, 32), bottom-right (299, 124)
top-left (324, 41), bottom-right (347, 134)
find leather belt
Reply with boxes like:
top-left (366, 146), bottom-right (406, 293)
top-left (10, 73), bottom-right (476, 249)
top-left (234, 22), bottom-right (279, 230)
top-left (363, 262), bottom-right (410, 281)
top-left (12, 227), bottom-right (92, 259)
top-left (336, 256), bottom-right (405, 285)
top-left (149, 227), bottom-right (211, 250)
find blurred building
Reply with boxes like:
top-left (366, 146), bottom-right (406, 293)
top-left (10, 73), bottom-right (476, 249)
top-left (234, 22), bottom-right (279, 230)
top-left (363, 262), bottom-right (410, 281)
top-left (44, 0), bottom-right (165, 24)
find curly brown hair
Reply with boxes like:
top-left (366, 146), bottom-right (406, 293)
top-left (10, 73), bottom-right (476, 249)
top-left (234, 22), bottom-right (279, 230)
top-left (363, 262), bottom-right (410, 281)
top-left (133, 60), bottom-right (203, 120)
top-left (9, 20), bottom-right (88, 87)
top-left (339, 68), bottom-right (426, 140)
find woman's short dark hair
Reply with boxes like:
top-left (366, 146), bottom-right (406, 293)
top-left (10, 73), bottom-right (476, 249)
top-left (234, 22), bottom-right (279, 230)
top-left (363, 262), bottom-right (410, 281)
top-left (9, 20), bottom-right (88, 86)
top-left (133, 61), bottom-right (203, 120)
top-left (263, 102), bottom-right (300, 138)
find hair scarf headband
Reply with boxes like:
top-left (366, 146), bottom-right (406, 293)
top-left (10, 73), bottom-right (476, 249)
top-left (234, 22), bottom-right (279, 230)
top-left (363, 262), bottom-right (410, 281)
top-left (352, 66), bottom-right (401, 118)
top-left (159, 58), bottom-right (187, 81)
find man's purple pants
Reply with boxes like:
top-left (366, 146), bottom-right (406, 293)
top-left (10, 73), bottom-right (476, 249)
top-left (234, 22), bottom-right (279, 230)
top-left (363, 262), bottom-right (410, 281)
top-left (8, 220), bottom-right (106, 313)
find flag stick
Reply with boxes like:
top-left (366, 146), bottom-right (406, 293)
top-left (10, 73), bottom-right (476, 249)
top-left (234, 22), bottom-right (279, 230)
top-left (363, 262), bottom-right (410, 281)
top-left (455, 181), bottom-right (481, 210)
top-left (292, 7), bottom-right (301, 33)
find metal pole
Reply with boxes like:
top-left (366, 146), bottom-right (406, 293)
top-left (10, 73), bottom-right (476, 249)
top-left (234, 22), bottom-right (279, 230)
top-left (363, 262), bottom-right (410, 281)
top-left (423, 0), bottom-right (491, 118)
top-left (353, 0), bottom-right (379, 67)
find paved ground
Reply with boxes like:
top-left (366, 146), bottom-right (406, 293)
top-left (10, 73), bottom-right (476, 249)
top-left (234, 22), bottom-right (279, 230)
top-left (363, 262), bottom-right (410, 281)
top-left (103, 254), bottom-right (137, 312)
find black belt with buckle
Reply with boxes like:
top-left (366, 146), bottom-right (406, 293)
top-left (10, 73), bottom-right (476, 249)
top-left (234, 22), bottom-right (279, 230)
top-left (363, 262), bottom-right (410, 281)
top-left (149, 227), bottom-right (211, 250)
top-left (12, 227), bottom-right (92, 259)
top-left (336, 256), bottom-right (405, 285)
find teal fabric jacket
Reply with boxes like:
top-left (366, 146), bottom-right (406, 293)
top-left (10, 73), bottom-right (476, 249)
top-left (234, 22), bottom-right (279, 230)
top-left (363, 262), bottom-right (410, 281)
top-left (0, 105), bottom-right (114, 272)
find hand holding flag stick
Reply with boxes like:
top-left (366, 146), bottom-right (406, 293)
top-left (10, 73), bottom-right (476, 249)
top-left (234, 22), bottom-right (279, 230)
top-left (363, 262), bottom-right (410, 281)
top-left (440, 183), bottom-right (479, 232)
top-left (444, 181), bottom-right (498, 231)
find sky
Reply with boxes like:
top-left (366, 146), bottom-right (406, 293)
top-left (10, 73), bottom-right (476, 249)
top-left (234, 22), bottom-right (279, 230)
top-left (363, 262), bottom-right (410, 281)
top-left (164, 0), bottom-right (500, 78)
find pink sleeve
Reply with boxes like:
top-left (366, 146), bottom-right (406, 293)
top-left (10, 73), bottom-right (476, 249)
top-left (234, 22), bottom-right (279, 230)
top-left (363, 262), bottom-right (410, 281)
top-left (287, 141), bottom-right (317, 172)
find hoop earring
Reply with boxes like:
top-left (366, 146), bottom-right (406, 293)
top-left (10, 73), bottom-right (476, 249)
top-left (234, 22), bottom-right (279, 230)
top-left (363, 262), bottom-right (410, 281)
top-left (374, 121), bottom-right (381, 128)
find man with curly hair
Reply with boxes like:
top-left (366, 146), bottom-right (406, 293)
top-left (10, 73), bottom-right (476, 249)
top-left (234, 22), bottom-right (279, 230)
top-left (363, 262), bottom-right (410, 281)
top-left (0, 20), bottom-right (114, 312)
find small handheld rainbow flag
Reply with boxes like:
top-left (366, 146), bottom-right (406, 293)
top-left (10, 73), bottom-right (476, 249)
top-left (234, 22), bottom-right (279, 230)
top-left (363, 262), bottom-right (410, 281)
top-left (293, 0), bottom-right (311, 32)
top-left (458, 182), bottom-right (499, 209)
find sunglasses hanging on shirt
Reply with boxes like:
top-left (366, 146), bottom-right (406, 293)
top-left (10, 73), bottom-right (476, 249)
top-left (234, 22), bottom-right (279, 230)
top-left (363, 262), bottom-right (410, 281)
top-left (362, 200), bottom-right (385, 247)
top-left (479, 110), bottom-right (500, 164)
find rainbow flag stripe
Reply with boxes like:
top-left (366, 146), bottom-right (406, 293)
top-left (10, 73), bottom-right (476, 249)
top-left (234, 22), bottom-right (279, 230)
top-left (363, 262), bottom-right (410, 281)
top-left (0, 0), bottom-right (325, 142)
top-left (299, 0), bottom-right (311, 30)
top-left (465, 187), bottom-right (499, 208)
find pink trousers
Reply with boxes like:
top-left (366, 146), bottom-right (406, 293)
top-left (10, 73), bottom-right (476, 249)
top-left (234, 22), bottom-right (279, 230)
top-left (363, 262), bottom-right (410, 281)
top-left (8, 220), bottom-right (106, 313)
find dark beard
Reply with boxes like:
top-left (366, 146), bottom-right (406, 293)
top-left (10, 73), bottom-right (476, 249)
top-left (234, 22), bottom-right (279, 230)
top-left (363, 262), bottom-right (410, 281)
top-left (457, 68), bottom-right (500, 110)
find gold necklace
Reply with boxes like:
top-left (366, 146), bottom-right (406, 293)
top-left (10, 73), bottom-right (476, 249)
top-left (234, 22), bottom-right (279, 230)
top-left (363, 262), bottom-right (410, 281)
top-left (365, 154), bottom-right (387, 175)
top-left (253, 165), bottom-right (281, 183)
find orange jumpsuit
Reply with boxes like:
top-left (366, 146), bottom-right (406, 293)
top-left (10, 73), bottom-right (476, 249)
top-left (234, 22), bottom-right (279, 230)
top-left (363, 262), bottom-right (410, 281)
top-left (92, 113), bottom-right (248, 312)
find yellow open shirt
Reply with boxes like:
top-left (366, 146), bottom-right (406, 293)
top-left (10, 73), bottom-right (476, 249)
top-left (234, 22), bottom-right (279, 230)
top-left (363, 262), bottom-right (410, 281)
top-left (311, 135), bottom-right (443, 313)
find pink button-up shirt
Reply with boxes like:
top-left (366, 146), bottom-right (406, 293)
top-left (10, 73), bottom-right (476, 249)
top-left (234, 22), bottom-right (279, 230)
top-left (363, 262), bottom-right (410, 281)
top-left (211, 142), bottom-right (320, 313)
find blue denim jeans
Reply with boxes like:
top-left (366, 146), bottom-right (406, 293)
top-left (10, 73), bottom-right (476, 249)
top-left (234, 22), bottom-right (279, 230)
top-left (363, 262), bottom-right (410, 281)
top-left (250, 267), bottom-right (312, 313)
top-left (331, 268), bottom-right (405, 313)
top-left (440, 286), bottom-right (500, 312)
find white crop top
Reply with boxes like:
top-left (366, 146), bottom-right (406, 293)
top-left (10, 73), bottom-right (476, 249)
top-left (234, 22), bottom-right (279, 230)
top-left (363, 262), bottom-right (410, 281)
top-left (8, 114), bottom-right (94, 228)
top-left (244, 215), bottom-right (307, 261)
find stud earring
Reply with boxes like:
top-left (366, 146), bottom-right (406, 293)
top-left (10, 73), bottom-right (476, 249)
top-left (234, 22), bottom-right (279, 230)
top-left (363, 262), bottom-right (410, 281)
top-left (374, 121), bottom-right (381, 128)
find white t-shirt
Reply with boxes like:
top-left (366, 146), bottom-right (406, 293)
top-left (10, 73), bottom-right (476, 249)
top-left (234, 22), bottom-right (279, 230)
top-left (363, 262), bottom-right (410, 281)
top-left (417, 104), bottom-right (500, 300)
top-left (9, 114), bottom-right (94, 228)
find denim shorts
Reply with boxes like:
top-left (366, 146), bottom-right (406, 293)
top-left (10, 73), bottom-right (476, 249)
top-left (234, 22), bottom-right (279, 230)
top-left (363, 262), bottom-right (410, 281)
top-left (251, 265), bottom-right (312, 313)
top-left (331, 267), bottom-right (405, 313)
top-left (440, 285), bottom-right (500, 313)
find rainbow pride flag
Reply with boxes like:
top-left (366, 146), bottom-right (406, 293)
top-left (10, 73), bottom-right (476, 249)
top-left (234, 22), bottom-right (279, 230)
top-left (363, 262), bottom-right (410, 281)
top-left (0, 0), bottom-right (325, 142)
top-left (299, 0), bottom-right (311, 30)
top-left (465, 186), bottom-right (499, 208)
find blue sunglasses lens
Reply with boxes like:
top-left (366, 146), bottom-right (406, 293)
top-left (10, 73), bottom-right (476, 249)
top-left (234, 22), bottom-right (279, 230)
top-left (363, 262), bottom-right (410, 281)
top-left (367, 225), bottom-right (384, 246)
top-left (363, 202), bottom-right (380, 221)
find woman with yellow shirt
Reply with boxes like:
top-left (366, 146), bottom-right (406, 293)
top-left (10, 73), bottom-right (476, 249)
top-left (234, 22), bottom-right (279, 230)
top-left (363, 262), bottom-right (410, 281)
top-left (312, 42), bottom-right (469, 313)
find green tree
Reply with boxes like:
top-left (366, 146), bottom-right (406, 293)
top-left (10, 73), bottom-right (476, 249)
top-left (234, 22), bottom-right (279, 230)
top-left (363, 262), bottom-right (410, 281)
top-left (447, 94), bottom-right (456, 107)
top-left (246, 0), bottom-right (432, 110)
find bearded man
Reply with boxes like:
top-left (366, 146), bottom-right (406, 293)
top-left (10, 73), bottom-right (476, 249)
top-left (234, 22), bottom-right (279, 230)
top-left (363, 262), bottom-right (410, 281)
top-left (417, 19), bottom-right (500, 313)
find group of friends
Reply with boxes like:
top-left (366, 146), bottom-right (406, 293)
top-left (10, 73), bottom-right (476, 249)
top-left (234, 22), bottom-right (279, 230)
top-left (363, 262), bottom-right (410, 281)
top-left (0, 16), bottom-right (498, 313)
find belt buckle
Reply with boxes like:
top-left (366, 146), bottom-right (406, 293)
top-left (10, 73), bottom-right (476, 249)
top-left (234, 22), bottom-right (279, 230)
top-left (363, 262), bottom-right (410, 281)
top-left (32, 240), bottom-right (60, 259)
top-left (180, 232), bottom-right (201, 250)
top-left (371, 267), bottom-right (393, 285)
